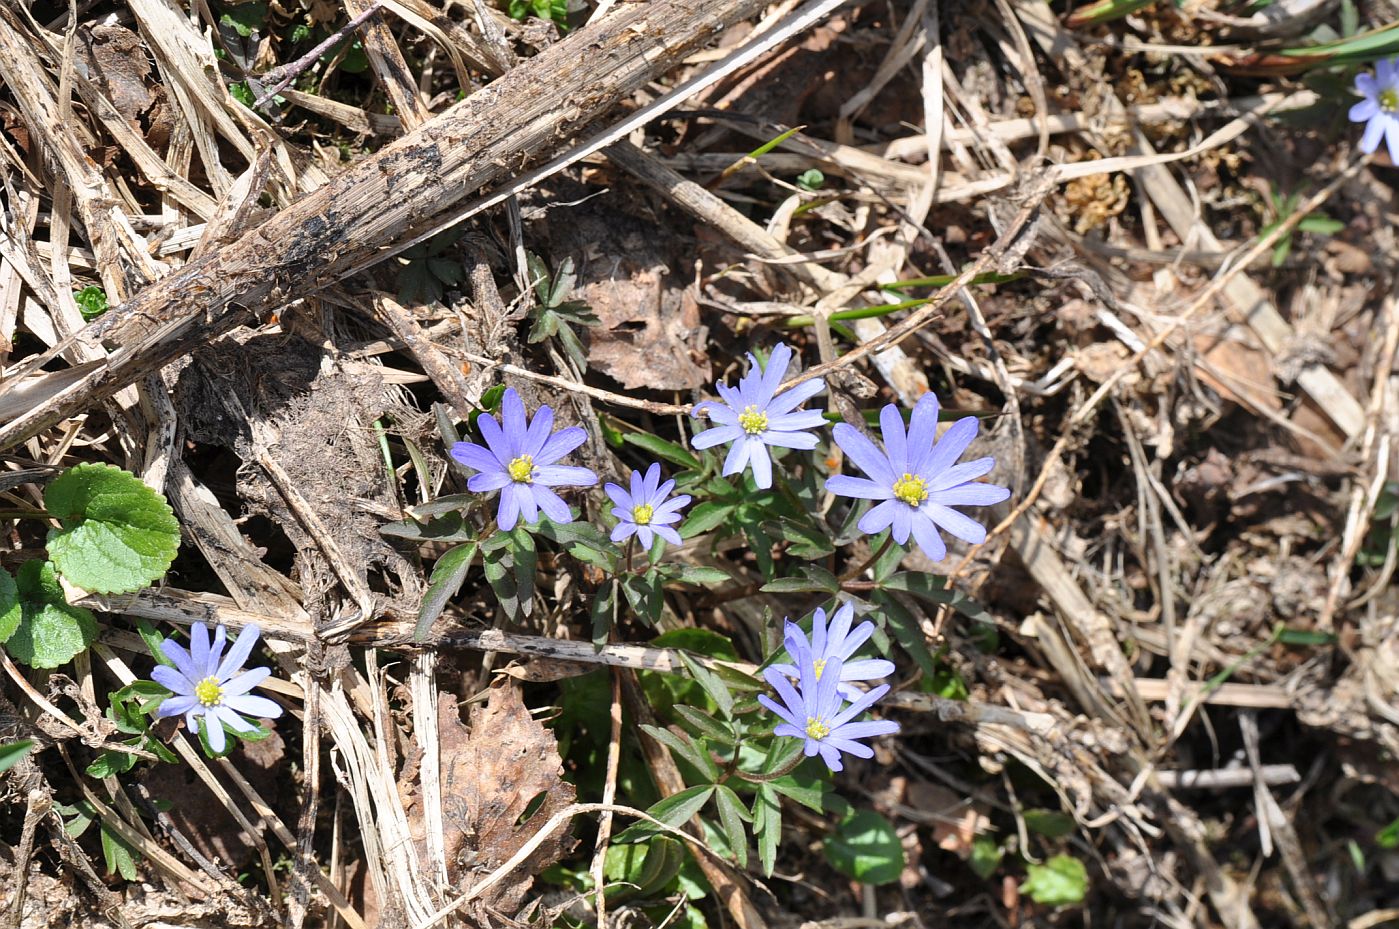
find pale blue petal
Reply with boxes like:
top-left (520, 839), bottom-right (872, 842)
top-left (832, 423), bottom-right (897, 485)
top-left (693, 425), bottom-right (742, 450)
top-left (223, 693), bottom-right (283, 719)
top-left (749, 440), bottom-right (773, 489)
top-left (827, 475), bottom-right (893, 500)
top-left (1351, 98), bottom-right (1380, 122)
top-left (522, 403), bottom-right (555, 457)
top-left (1361, 114), bottom-right (1387, 153)
top-left (155, 694), bottom-right (199, 719)
top-left (604, 483), bottom-right (632, 508)
top-left (890, 503), bottom-right (913, 544)
top-left (204, 715), bottom-right (227, 753)
top-left (452, 441), bottom-right (503, 473)
top-left (654, 526), bottom-right (683, 546)
top-left (151, 664), bottom-right (193, 695)
top-left (930, 456), bottom-right (996, 490)
top-left (929, 482), bottom-right (1010, 507)
top-left (500, 388), bottom-right (528, 440)
top-left (216, 625), bottom-right (261, 680)
top-left (221, 667), bottom-right (271, 696)
top-left (468, 470), bottom-right (511, 492)
top-left (917, 416), bottom-right (979, 478)
top-left (840, 658), bottom-right (896, 681)
top-left (477, 411), bottom-right (513, 461)
top-left (536, 426), bottom-right (587, 465)
top-left (161, 639), bottom-right (198, 680)
top-left (722, 437), bottom-right (752, 477)
top-left (533, 464), bottom-right (597, 487)
top-left (532, 485), bottom-right (573, 523)
top-left (767, 409), bottom-right (827, 432)
top-left (879, 404), bottom-right (910, 473)
top-left (766, 376), bottom-right (825, 416)
top-left (213, 705), bottom-right (259, 733)
top-left (926, 504), bottom-right (988, 544)
top-left (611, 521), bottom-right (637, 543)
top-left (762, 429), bottom-right (820, 450)
top-left (497, 485), bottom-right (522, 530)
top-left (910, 512), bottom-right (948, 562)
top-left (858, 499), bottom-right (899, 535)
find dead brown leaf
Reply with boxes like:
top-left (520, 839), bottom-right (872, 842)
top-left (404, 685), bottom-right (576, 915)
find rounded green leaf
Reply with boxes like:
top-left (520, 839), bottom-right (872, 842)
top-left (824, 809), bottom-right (905, 886)
top-left (6, 561), bottom-right (98, 669)
top-left (0, 568), bottom-right (19, 643)
top-left (1022, 854), bottom-right (1088, 907)
top-left (45, 463), bottom-right (180, 595)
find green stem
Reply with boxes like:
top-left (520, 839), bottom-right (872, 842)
top-left (839, 535), bottom-right (896, 583)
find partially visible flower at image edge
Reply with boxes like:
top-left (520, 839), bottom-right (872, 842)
top-left (450, 387), bottom-right (598, 531)
top-left (151, 622), bottom-right (283, 754)
top-left (826, 392), bottom-right (1010, 562)
top-left (690, 343), bottom-right (827, 490)
top-left (759, 643), bottom-right (900, 773)
top-left (768, 601), bottom-right (895, 701)
top-left (1350, 56), bottom-right (1399, 164)
top-left (604, 462), bottom-right (691, 551)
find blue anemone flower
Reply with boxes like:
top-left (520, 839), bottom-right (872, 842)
top-left (690, 343), bottom-right (826, 489)
top-left (604, 462), bottom-right (691, 551)
top-left (1350, 57), bottom-right (1399, 164)
top-left (759, 645), bottom-right (900, 773)
top-left (151, 622), bottom-right (282, 754)
top-left (826, 393), bottom-right (1009, 562)
top-left (768, 602), bottom-right (895, 701)
top-left (450, 388), bottom-right (598, 531)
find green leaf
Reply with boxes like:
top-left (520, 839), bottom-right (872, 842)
top-left (1296, 215), bottom-right (1344, 235)
top-left (761, 566), bottom-right (839, 594)
top-left (1023, 808), bottom-right (1076, 838)
top-left (1377, 816), bottom-right (1399, 849)
top-left (616, 786), bottom-right (715, 842)
top-left (135, 618), bottom-right (174, 668)
top-left (1021, 854), bottom-right (1088, 907)
top-left (669, 566), bottom-right (731, 587)
top-left (45, 463), bottom-right (180, 595)
top-left (969, 836), bottom-right (1003, 879)
top-left (824, 810), bottom-right (905, 885)
top-left (0, 739), bottom-right (34, 775)
top-left (680, 502), bottom-right (734, 538)
top-left (641, 725), bottom-right (719, 782)
top-left (603, 836), bottom-right (683, 902)
top-left (677, 651), bottom-right (733, 719)
top-left (6, 561), bottom-right (99, 668)
top-left (86, 750), bottom-right (136, 779)
top-left (871, 590), bottom-right (938, 679)
top-left (73, 286), bottom-right (108, 320)
top-left (100, 820), bottom-right (139, 880)
top-left (622, 431), bottom-right (701, 471)
top-left (0, 567), bottom-right (19, 643)
top-left (415, 542), bottom-right (477, 641)
top-left (713, 785), bottom-right (751, 869)
top-left (672, 705), bottom-right (734, 745)
top-left (753, 784), bottom-right (781, 877)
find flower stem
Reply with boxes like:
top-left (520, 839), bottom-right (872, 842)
top-left (839, 534), bottom-right (896, 583)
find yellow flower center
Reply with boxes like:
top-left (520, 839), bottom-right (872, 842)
top-left (738, 405), bottom-right (768, 435)
top-left (805, 717), bottom-right (831, 741)
top-left (892, 472), bottom-right (929, 507)
top-left (194, 676), bottom-right (223, 707)
top-left (507, 455), bottom-right (535, 483)
top-left (1382, 87), bottom-right (1399, 112)
top-left (632, 503), bottom-right (654, 525)
top-left (812, 658), bottom-right (827, 680)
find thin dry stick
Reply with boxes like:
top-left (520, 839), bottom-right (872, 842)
top-left (253, 2), bottom-right (385, 107)
top-left (1318, 296), bottom-right (1399, 629)
top-left (590, 670), bottom-right (625, 928)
